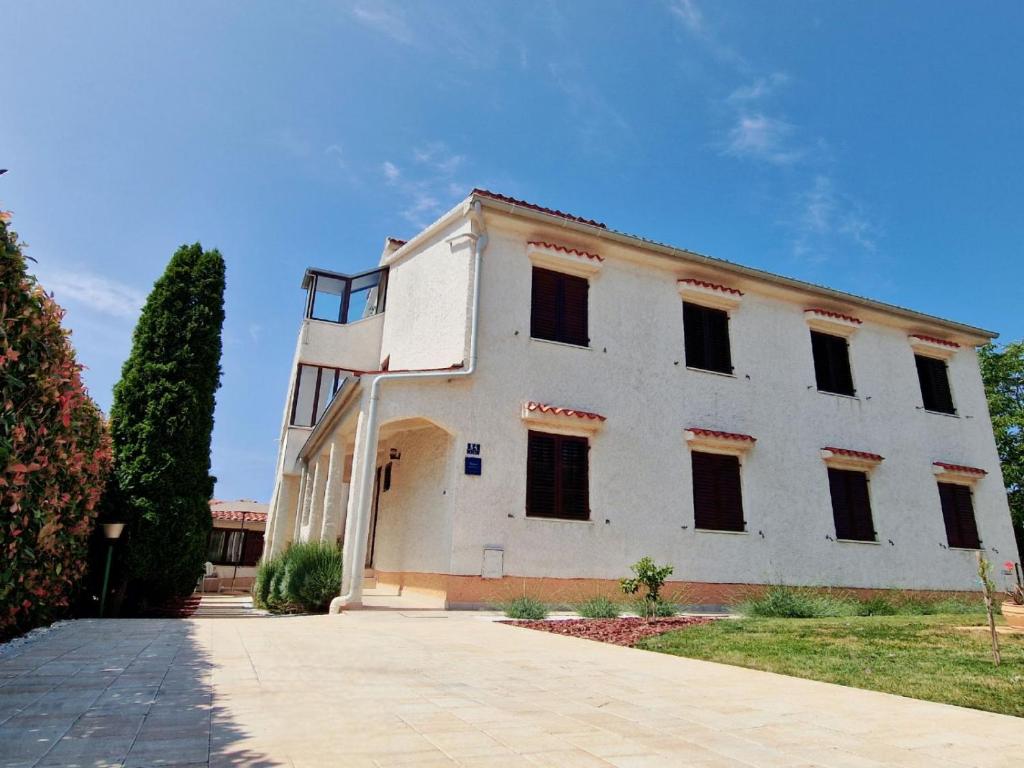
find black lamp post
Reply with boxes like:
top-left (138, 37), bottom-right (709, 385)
top-left (99, 523), bottom-right (124, 618)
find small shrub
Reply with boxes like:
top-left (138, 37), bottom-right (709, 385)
top-left (739, 586), bottom-right (858, 618)
top-left (280, 541), bottom-right (343, 612)
top-left (621, 556), bottom-right (675, 620)
top-left (504, 596), bottom-right (548, 620)
top-left (650, 599), bottom-right (678, 617)
top-left (857, 596), bottom-right (898, 616)
top-left (253, 556), bottom-right (280, 609)
top-left (576, 596), bottom-right (621, 619)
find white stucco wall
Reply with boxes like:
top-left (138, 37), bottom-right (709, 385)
top-left (269, 204), bottom-right (1017, 593)
top-left (370, 425), bottom-right (455, 574)
top-left (378, 218), bottom-right (474, 370)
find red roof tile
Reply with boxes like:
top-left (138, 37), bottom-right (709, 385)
top-left (678, 278), bottom-right (744, 296)
top-left (933, 462), bottom-right (987, 476)
top-left (525, 402), bottom-right (607, 421)
top-left (910, 334), bottom-right (960, 349)
top-left (822, 446), bottom-right (884, 463)
top-left (686, 428), bottom-right (757, 443)
top-left (211, 510), bottom-right (268, 523)
top-left (805, 308), bottom-right (863, 325)
top-left (473, 189), bottom-right (607, 229)
top-left (528, 241), bottom-right (604, 262)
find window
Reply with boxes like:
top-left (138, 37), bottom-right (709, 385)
top-left (915, 355), bottom-right (955, 414)
top-left (691, 451), bottom-right (745, 532)
top-left (304, 267), bottom-right (387, 324)
top-left (526, 430), bottom-right (589, 520)
top-left (938, 482), bottom-right (981, 549)
top-left (205, 529), bottom-right (265, 566)
top-left (683, 302), bottom-right (732, 374)
top-left (811, 331), bottom-right (855, 396)
top-left (290, 365), bottom-right (346, 427)
top-left (827, 468), bottom-right (875, 541)
top-left (530, 267), bottom-right (589, 347)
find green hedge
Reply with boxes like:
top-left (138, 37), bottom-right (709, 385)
top-left (254, 541), bottom-right (343, 613)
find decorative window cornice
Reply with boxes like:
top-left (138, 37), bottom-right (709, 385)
top-left (933, 461), bottom-right (986, 485)
top-left (677, 278), bottom-right (744, 311)
top-left (684, 427), bottom-right (756, 456)
top-left (804, 308), bottom-right (862, 338)
top-left (522, 401), bottom-right (606, 436)
top-left (527, 240), bottom-right (603, 278)
top-left (910, 334), bottom-right (960, 361)
top-left (820, 446), bottom-right (884, 471)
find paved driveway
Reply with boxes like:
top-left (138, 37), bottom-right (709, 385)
top-left (0, 611), bottom-right (1018, 768)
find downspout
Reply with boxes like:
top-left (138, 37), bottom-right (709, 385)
top-left (330, 202), bottom-right (488, 612)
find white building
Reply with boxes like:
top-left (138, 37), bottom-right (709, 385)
top-left (263, 189), bottom-right (1017, 610)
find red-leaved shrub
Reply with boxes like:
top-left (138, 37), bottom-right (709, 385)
top-left (0, 216), bottom-right (112, 640)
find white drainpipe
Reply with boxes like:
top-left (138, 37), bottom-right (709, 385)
top-left (330, 202), bottom-right (488, 612)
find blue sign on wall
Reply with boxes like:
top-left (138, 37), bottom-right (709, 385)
top-left (464, 457), bottom-right (482, 475)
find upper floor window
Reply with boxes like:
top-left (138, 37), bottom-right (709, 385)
top-left (811, 331), bottom-right (855, 396)
top-left (531, 267), bottom-right (589, 347)
top-left (290, 364), bottom-right (346, 427)
top-left (915, 355), bottom-right (955, 414)
top-left (691, 451), bottom-right (745, 532)
top-left (937, 482), bottom-right (981, 549)
top-left (683, 302), bottom-right (732, 374)
top-left (303, 267), bottom-right (387, 324)
top-left (525, 430), bottom-right (590, 520)
top-left (827, 468), bottom-right (875, 542)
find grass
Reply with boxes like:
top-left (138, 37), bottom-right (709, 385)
top-left (576, 596), bottom-right (622, 618)
top-left (503, 596), bottom-right (548, 620)
top-left (638, 614), bottom-right (1024, 717)
top-left (738, 585), bottom-right (983, 618)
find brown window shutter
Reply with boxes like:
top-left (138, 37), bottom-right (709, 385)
top-left (828, 468), bottom-right (875, 541)
top-left (559, 435), bottom-right (590, 520)
top-left (938, 482), bottom-right (980, 549)
top-left (811, 331), bottom-right (855, 396)
top-left (531, 268), bottom-right (560, 342)
top-left (692, 451), bottom-right (745, 531)
top-left (915, 355), bottom-right (955, 414)
top-left (526, 431), bottom-right (557, 518)
top-left (560, 273), bottom-right (590, 347)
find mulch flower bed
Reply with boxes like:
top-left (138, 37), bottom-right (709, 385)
top-left (501, 616), bottom-right (716, 646)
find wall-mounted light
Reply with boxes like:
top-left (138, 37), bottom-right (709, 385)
top-left (389, 448), bottom-right (401, 460)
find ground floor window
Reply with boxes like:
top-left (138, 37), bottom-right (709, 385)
top-left (827, 468), bottom-right (876, 541)
top-left (206, 529), bottom-right (264, 566)
top-left (526, 430), bottom-right (590, 520)
top-left (938, 482), bottom-right (981, 549)
top-left (691, 451), bottom-right (745, 532)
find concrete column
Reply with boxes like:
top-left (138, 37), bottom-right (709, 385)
top-left (262, 479), bottom-right (281, 559)
top-left (319, 434), bottom-right (347, 544)
top-left (268, 474), bottom-right (299, 557)
top-left (293, 461), bottom-right (310, 542)
top-left (306, 452), bottom-right (329, 541)
top-left (338, 410), bottom-right (369, 605)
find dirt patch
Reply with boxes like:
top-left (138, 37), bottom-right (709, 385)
top-left (501, 616), bottom-right (717, 646)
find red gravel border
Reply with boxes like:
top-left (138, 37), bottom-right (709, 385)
top-left (500, 616), bottom-right (716, 646)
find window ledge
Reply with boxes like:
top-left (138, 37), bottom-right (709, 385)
top-left (529, 337), bottom-right (591, 351)
top-left (524, 516), bottom-right (594, 525)
top-left (947, 546), bottom-right (982, 552)
top-left (835, 538), bottom-right (880, 545)
top-left (694, 528), bottom-right (748, 535)
top-left (817, 390), bottom-right (859, 401)
top-left (686, 366), bottom-right (736, 379)
top-left (923, 409), bottom-right (959, 418)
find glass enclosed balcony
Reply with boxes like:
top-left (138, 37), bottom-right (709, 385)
top-left (302, 267), bottom-right (388, 324)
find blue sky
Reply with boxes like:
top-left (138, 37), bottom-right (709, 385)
top-left (4, 1), bottom-right (1022, 501)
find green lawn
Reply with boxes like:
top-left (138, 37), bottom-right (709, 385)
top-left (638, 615), bottom-right (1024, 717)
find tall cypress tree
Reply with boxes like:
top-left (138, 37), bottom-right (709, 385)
top-left (108, 243), bottom-right (225, 602)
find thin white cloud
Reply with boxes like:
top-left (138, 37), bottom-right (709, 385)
top-left (351, 4), bottom-right (414, 45)
top-left (382, 161), bottom-right (401, 183)
top-left (793, 175), bottom-right (879, 261)
top-left (724, 114), bottom-right (801, 165)
top-left (728, 72), bottom-right (789, 102)
top-left (668, 0), bottom-right (703, 32)
top-left (38, 268), bottom-right (145, 320)
top-left (325, 144), bottom-right (346, 169)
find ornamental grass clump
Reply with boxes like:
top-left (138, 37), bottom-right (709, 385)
top-left (739, 585), bottom-right (859, 618)
top-left (576, 596), bottom-right (621, 619)
top-left (503, 596), bottom-right (548, 620)
top-left (253, 556), bottom-right (280, 610)
top-left (279, 541), bottom-right (343, 612)
top-left (0, 216), bottom-right (112, 641)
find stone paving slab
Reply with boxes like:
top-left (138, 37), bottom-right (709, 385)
top-left (0, 612), bottom-right (1019, 767)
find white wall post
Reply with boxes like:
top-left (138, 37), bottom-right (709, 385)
top-left (320, 434), bottom-right (347, 544)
